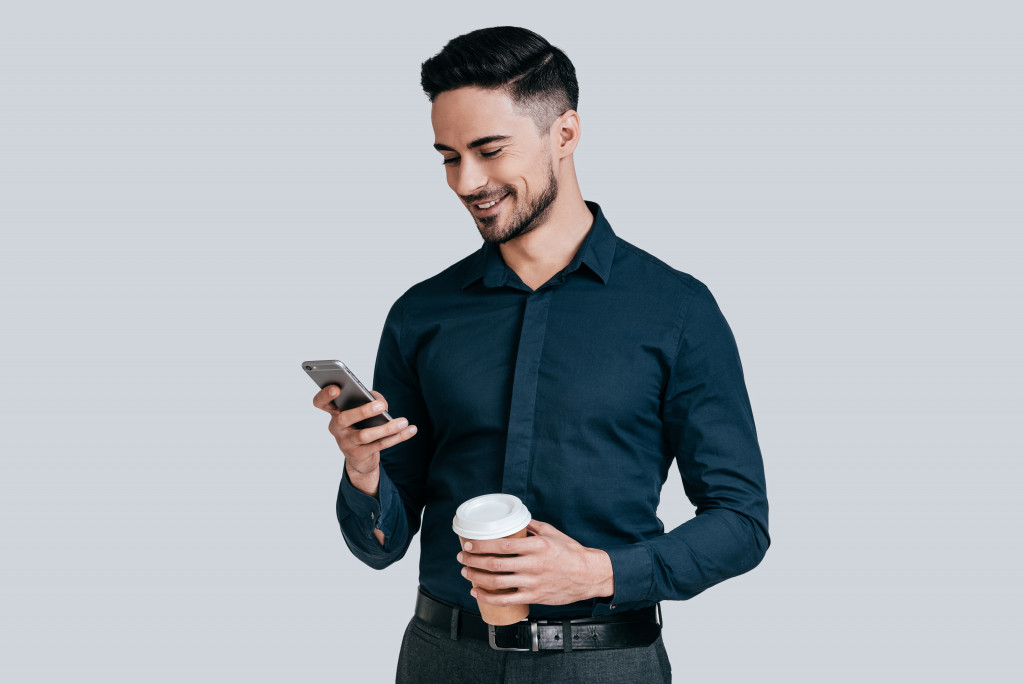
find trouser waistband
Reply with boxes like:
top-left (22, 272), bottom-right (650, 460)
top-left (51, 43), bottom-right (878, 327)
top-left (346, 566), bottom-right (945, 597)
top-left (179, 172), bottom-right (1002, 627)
top-left (414, 587), bottom-right (662, 652)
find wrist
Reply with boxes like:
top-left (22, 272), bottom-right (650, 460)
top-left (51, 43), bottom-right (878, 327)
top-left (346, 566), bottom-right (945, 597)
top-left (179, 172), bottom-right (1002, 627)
top-left (587, 548), bottom-right (615, 601)
top-left (345, 461), bottom-right (380, 498)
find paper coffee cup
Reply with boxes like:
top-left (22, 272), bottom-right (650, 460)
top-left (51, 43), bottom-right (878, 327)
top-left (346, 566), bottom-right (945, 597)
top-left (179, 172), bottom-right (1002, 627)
top-left (452, 493), bottom-right (531, 626)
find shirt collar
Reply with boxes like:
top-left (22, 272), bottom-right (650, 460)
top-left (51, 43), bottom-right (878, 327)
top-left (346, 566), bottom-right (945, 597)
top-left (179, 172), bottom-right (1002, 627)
top-left (460, 200), bottom-right (616, 289)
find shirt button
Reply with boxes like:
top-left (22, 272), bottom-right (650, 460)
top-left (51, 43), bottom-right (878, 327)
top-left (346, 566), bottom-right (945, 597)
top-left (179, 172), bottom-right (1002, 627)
top-left (610, 605), bottom-right (616, 610)
top-left (370, 512), bottom-right (375, 520)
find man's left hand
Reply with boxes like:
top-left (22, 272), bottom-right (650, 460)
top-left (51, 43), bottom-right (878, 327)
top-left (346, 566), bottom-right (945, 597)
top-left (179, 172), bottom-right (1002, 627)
top-left (457, 519), bottom-right (615, 607)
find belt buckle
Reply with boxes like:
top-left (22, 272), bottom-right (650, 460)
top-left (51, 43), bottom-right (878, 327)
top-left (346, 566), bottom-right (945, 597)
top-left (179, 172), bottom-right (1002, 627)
top-left (487, 621), bottom-right (539, 652)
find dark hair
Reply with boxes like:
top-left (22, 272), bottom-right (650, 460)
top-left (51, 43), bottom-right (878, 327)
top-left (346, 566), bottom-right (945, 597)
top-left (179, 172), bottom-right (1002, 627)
top-left (420, 26), bottom-right (579, 132)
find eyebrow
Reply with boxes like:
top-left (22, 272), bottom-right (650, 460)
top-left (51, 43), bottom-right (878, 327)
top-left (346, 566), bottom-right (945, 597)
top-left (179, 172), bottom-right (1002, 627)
top-left (433, 135), bottom-right (512, 152)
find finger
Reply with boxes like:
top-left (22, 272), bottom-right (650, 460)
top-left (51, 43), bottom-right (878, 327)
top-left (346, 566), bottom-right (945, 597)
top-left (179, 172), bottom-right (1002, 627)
top-left (369, 390), bottom-right (388, 411)
top-left (329, 412), bottom-right (354, 442)
top-left (471, 586), bottom-right (533, 607)
top-left (364, 423), bottom-right (418, 451)
top-left (462, 567), bottom-right (521, 591)
top-left (338, 397), bottom-right (388, 429)
top-left (357, 416), bottom-right (410, 445)
top-left (462, 536), bottom-right (545, 556)
top-left (313, 385), bottom-right (342, 413)
top-left (525, 519), bottom-right (566, 539)
top-left (458, 551), bottom-right (525, 574)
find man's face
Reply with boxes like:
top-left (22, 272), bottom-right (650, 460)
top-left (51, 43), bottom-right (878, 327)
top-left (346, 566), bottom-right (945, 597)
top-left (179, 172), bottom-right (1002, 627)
top-left (431, 87), bottom-right (559, 245)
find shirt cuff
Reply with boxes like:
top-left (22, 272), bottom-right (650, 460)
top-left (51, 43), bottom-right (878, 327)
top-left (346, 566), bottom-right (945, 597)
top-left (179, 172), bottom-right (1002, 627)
top-left (592, 543), bottom-right (654, 614)
top-left (338, 466), bottom-right (398, 541)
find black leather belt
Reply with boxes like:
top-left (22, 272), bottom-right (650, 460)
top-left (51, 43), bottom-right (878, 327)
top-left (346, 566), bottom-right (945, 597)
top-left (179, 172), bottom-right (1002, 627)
top-left (414, 587), bottom-right (662, 652)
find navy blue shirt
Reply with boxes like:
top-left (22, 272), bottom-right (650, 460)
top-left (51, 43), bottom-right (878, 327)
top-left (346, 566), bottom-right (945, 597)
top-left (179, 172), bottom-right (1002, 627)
top-left (336, 201), bottom-right (769, 619)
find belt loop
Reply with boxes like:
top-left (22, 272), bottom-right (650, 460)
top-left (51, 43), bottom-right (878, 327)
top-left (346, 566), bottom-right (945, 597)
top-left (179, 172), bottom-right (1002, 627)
top-left (562, 620), bottom-right (572, 653)
top-left (450, 606), bottom-right (461, 641)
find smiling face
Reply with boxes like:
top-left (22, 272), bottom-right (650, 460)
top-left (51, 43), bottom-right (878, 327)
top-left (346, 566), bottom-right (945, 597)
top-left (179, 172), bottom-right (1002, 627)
top-left (431, 87), bottom-right (561, 245)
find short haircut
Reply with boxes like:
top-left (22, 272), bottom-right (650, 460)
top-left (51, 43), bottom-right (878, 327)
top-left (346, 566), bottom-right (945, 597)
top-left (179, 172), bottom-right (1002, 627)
top-left (420, 26), bottom-right (579, 133)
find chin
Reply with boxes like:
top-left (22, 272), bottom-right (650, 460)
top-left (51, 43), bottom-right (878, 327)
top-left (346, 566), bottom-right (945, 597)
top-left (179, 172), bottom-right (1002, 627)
top-left (473, 213), bottom-right (509, 245)
top-left (478, 227), bottom-right (506, 245)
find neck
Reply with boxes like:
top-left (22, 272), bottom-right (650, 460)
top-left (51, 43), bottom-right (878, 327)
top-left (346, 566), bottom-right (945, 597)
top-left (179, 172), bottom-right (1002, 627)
top-left (498, 183), bottom-right (594, 291)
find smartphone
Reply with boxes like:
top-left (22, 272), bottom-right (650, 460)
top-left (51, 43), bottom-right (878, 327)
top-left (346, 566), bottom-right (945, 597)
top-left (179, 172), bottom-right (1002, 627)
top-left (301, 359), bottom-right (393, 429)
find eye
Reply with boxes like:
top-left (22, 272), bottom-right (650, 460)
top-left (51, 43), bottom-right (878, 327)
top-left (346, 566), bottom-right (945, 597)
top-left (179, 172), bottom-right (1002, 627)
top-left (441, 157), bottom-right (459, 166)
top-left (481, 148), bottom-right (503, 158)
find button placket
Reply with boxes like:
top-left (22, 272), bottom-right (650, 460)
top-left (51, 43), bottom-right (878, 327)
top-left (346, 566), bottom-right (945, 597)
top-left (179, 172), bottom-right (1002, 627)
top-left (500, 289), bottom-right (552, 500)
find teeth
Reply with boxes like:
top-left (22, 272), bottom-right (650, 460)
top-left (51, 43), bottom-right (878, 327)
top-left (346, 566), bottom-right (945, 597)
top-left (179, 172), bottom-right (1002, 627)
top-left (476, 197), bottom-right (501, 209)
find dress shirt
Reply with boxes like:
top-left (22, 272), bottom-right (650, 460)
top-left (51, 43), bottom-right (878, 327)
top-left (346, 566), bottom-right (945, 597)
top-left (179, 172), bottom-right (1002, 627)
top-left (336, 200), bottom-right (770, 619)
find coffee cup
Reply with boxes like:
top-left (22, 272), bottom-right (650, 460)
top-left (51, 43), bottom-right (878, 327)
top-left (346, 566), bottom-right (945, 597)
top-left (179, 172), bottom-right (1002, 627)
top-left (452, 493), bottom-right (531, 626)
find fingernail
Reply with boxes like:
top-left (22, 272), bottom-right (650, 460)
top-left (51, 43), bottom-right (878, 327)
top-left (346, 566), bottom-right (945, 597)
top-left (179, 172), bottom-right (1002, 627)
top-left (460, 568), bottom-right (468, 578)
top-left (372, 402), bottom-right (383, 411)
top-left (456, 553), bottom-right (463, 563)
top-left (329, 387), bottom-right (337, 396)
top-left (408, 425), bottom-right (418, 434)
top-left (464, 542), bottom-right (472, 551)
top-left (397, 418), bottom-right (408, 428)
top-left (470, 590), bottom-right (477, 598)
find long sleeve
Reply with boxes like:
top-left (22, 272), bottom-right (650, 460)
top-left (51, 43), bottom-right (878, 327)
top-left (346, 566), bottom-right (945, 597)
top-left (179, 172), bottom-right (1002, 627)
top-left (600, 283), bottom-right (770, 608)
top-left (336, 296), bottom-right (435, 569)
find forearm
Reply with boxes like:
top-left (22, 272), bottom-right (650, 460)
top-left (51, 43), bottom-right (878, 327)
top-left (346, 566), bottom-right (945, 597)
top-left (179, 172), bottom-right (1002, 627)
top-left (604, 507), bottom-right (770, 607)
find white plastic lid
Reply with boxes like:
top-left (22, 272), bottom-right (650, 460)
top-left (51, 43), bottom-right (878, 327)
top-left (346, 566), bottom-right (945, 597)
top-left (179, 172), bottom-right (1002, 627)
top-left (452, 493), bottom-right (531, 540)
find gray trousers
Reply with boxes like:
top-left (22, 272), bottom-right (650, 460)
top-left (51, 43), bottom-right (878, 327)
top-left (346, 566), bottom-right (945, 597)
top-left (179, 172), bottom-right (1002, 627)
top-left (396, 615), bottom-right (672, 683)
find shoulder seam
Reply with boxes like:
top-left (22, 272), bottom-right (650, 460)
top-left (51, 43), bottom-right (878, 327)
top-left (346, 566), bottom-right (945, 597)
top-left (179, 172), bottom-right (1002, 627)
top-left (400, 248), bottom-right (481, 299)
top-left (671, 282), bottom-right (709, 360)
top-left (616, 239), bottom-right (703, 290)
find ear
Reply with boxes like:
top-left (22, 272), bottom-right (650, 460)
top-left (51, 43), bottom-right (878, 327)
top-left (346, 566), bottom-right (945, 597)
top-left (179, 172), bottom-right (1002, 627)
top-left (551, 109), bottom-right (581, 159)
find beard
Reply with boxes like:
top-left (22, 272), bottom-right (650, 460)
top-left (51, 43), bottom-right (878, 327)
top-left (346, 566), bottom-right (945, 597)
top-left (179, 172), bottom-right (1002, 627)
top-left (472, 163), bottom-right (559, 245)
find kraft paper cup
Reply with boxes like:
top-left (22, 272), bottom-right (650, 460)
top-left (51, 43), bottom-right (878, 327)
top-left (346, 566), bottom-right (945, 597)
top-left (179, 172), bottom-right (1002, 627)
top-left (453, 494), bottom-right (531, 626)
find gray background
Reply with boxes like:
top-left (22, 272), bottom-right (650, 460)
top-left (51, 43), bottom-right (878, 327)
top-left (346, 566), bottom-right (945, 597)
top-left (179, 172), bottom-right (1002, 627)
top-left (2, 1), bottom-right (1021, 681)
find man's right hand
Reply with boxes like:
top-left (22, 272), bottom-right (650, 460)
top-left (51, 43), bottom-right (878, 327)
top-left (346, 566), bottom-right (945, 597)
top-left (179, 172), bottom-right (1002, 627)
top-left (312, 386), bottom-right (418, 499)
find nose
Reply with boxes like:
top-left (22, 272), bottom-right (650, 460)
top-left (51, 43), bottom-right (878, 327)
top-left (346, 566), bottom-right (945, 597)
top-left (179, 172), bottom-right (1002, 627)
top-left (450, 156), bottom-right (487, 198)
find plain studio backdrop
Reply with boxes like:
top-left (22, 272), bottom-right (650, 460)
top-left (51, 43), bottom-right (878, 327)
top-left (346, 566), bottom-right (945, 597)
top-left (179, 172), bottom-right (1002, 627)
top-left (1, 1), bottom-right (1021, 682)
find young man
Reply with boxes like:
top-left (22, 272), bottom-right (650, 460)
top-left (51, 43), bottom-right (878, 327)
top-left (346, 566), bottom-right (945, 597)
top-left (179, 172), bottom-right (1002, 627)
top-left (313, 26), bottom-right (770, 682)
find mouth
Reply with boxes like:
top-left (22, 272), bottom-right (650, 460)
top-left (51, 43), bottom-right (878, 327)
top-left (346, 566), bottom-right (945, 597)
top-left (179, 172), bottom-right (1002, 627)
top-left (469, 192), bottom-right (510, 218)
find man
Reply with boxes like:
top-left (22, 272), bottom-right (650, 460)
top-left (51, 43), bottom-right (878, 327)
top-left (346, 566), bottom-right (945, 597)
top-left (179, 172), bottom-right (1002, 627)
top-left (313, 26), bottom-right (769, 682)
